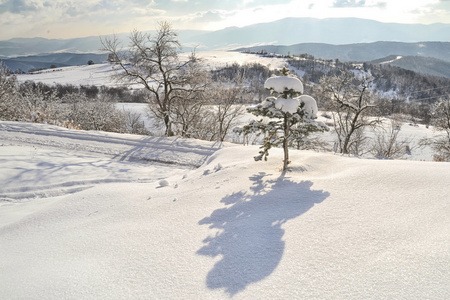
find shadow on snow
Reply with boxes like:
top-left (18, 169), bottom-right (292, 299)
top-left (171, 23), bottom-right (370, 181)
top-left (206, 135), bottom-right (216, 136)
top-left (197, 172), bottom-right (330, 296)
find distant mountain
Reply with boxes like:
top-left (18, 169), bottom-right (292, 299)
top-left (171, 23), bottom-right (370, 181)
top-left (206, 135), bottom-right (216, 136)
top-left (1, 53), bottom-right (108, 72)
top-left (1, 18), bottom-right (449, 58)
top-left (2, 17), bottom-right (450, 75)
top-left (370, 55), bottom-right (450, 79)
top-left (0, 36), bottom-right (107, 57)
top-left (235, 41), bottom-right (450, 63)
top-left (0, 30), bottom-right (206, 58)
top-left (188, 18), bottom-right (450, 49)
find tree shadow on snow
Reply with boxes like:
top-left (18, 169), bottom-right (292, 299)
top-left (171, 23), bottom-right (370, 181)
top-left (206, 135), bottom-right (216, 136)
top-left (197, 172), bottom-right (330, 296)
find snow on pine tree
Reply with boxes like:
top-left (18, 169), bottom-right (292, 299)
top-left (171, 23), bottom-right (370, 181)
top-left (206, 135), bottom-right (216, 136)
top-left (236, 67), bottom-right (327, 171)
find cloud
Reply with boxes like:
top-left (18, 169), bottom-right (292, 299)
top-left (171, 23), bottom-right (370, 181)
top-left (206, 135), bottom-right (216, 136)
top-left (0, 0), bottom-right (39, 14)
top-left (192, 10), bottom-right (231, 23)
top-left (332, 0), bottom-right (366, 8)
top-left (246, 0), bottom-right (291, 6)
top-left (436, 0), bottom-right (450, 9)
top-left (332, 0), bottom-right (388, 9)
top-left (411, 0), bottom-right (450, 23)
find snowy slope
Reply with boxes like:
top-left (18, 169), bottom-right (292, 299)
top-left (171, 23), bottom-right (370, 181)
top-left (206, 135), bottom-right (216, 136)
top-left (17, 63), bottom-right (124, 87)
top-left (1, 121), bottom-right (449, 299)
top-left (16, 51), bottom-right (287, 87)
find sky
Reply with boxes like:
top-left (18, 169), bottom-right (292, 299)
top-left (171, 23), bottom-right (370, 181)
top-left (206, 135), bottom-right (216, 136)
top-left (0, 0), bottom-right (450, 40)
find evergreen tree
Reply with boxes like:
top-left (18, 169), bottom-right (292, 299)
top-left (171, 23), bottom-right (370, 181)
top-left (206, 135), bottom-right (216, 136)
top-left (236, 67), bottom-right (327, 171)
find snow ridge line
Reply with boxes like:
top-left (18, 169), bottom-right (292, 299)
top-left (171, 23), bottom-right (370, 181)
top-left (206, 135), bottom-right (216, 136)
top-left (0, 186), bottom-right (93, 202)
top-left (0, 178), bottom-right (147, 194)
top-left (0, 122), bottom-right (220, 153)
top-left (0, 122), bottom-right (223, 168)
top-left (0, 177), bottom-right (162, 202)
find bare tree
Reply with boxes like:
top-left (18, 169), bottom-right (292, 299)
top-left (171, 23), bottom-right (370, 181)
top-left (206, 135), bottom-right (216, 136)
top-left (171, 74), bottom-right (250, 142)
top-left (207, 76), bottom-right (249, 142)
top-left (101, 21), bottom-right (200, 136)
top-left (320, 73), bottom-right (380, 155)
top-left (371, 117), bottom-right (412, 159)
top-left (171, 53), bottom-right (210, 137)
top-left (0, 64), bottom-right (18, 120)
top-left (427, 97), bottom-right (450, 161)
top-left (123, 110), bottom-right (150, 135)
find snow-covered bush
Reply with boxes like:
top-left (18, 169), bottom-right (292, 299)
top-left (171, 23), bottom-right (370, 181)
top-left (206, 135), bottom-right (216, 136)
top-left (236, 67), bottom-right (327, 171)
top-left (18, 83), bottom-right (62, 124)
top-left (0, 64), bottom-right (19, 121)
top-left (63, 93), bottom-right (126, 132)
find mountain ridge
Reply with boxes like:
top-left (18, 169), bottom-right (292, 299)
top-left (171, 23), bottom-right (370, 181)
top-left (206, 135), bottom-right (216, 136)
top-left (1, 17), bottom-right (449, 58)
top-left (369, 55), bottom-right (450, 78)
top-left (235, 41), bottom-right (450, 62)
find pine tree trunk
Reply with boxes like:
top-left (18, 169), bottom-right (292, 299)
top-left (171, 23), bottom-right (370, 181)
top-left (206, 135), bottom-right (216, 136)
top-left (283, 114), bottom-right (289, 171)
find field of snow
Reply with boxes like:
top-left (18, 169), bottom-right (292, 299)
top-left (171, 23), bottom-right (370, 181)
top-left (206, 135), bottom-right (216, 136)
top-left (16, 51), bottom-right (287, 88)
top-left (1, 121), bottom-right (449, 299)
top-left (17, 63), bottom-right (126, 87)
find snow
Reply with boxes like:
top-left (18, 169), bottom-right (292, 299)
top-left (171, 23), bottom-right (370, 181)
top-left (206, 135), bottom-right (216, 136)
top-left (264, 75), bottom-right (304, 94)
top-left (274, 97), bottom-right (300, 114)
top-left (17, 64), bottom-right (127, 87)
top-left (299, 94), bottom-right (319, 118)
top-left (381, 55), bottom-right (403, 64)
top-left (3, 51), bottom-right (450, 298)
top-left (181, 51), bottom-right (287, 70)
top-left (1, 121), bottom-right (450, 299)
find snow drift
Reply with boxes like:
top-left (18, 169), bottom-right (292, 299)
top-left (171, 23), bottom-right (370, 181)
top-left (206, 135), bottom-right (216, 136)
top-left (1, 121), bottom-right (449, 299)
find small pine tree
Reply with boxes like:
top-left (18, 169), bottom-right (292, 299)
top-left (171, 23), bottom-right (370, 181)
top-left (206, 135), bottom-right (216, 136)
top-left (236, 67), bottom-right (327, 171)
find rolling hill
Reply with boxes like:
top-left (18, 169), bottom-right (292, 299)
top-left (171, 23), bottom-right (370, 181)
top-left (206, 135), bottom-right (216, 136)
top-left (370, 55), bottom-right (450, 78)
top-left (235, 41), bottom-right (450, 63)
top-left (1, 53), bottom-right (108, 73)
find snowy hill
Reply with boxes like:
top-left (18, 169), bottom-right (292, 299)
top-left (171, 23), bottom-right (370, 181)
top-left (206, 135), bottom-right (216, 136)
top-left (16, 63), bottom-right (126, 87)
top-left (1, 52), bottom-right (108, 73)
top-left (15, 51), bottom-right (287, 87)
top-left (1, 121), bottom-right (449, 299)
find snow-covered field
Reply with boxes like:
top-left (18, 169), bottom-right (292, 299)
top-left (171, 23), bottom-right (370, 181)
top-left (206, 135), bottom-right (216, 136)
top-left (16, 51), bottom-right (287, 87)
top-left (2, 51), bottom-right (449, 298)
top-left (17, 63), bottom-right (125, 87)
top-left (1, 121), bottom-right (449, 299)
